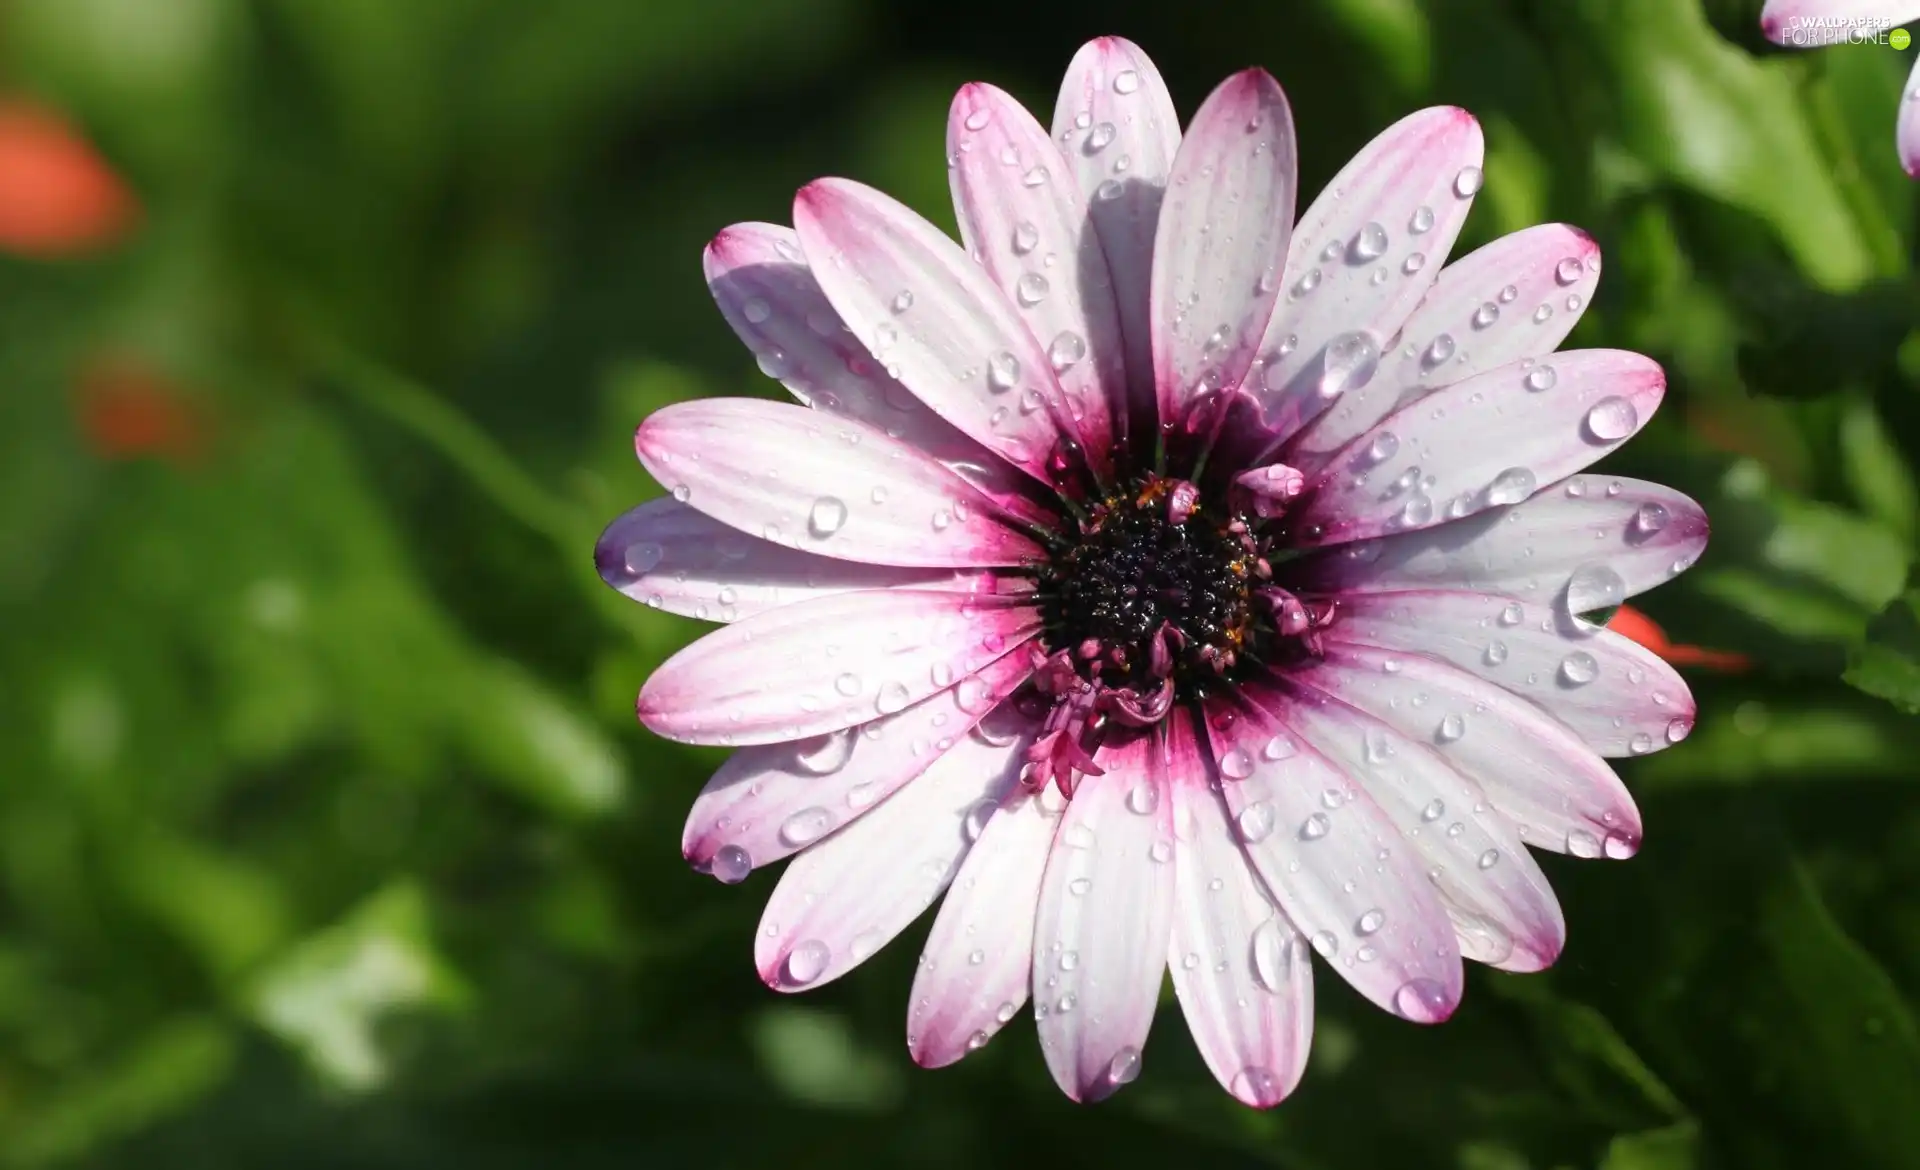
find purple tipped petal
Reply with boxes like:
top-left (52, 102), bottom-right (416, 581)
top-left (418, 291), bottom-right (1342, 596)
top-left (1301, 644), bottom-right (1642, 858)
top-left (703, 222), bottom-right (1039, 525)
top-left (1288, 224), bottom-right (1603, 474)
top-left (909, 785), bottom-right (1060, 1067)
top-left (1333, 590), bottom-right (1697, 758)
top-left (595, 499), bottom-right (1001, 623)
top-left (1149, 69), bottom-right (1298, 435)
top-left (1250, 108), bottom-right (1484, 448)
top-left (636, 400), bottom-right (1044, 569)
top-left (1033, 732), bottom-right (1176, 1102)
top-left (755, 710), bottom-right (1034, 992)
top-left (794, 178), bottom-right (1092, 486)
top-left (682, 652), bottom-right (1034, 875)
top-left (949, 82), bottom-right (1122, 456)
top-left (1289, 476), bottom-right (1707, 604)
top-left (1251, 678), bottom-right (1565, 971)
top-left (1200, 691), bottom-right (1463, 1022)
top-left (638, 589), bottom-right (1040, 746)
top-left (1165, 708), bottom-right (1314, 1108)
top-left (1052, 37), bottom-right (1181, 436)
top-left (1292, 349), bottom-right (1666, 548)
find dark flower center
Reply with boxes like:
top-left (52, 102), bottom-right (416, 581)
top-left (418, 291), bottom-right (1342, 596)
top-left (1036, 475), bottom-right (1260, 701)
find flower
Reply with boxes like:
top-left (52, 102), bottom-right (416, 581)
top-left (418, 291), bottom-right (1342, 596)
top-left (596, 37), bottom-right (1708, 1106)
top-left (1762, 1), bottom-right (1920, 176)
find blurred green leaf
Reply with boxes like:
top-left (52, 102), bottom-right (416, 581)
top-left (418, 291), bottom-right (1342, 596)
top-left (1846, 585), bottom-right (1920, 712)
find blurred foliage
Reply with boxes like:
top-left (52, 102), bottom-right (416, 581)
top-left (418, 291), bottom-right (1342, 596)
top-left (1, 0), bottom-right (1918, 1166)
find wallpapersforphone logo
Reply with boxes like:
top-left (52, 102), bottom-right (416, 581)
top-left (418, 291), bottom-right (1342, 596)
top-left (1775, 15), bottom-right (1911, 47)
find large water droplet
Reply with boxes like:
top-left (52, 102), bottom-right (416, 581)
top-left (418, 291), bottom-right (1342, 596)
top-left (1087, 121), bottom-right (1117, 152)
top-left (1299, 812), bottom-right (1330, 840)
top-left (1559, 650), bottom-right (1599, 686)
top-left (784, 939), bottom-right (831, 985)
top-left (1525, 364), bottom-right (1557, 392)
top-left (1453, 165), bottom-right (1483, 197)
top-left (1011, 221), bottom-right (1040, 254)
top-left (1351, 221), bottom-right (1389, 262)
top-left (1231, 1067), bottom-right (1284, 1106)
top-left (1393, 977), bottom-right (1452, 1022)
top-left (1220, 748), bottom-right (1254, 779)
top-left (1369, 432), bottom-right (1400, 463)
top-left (622, 541), bottom-right (665, 576)
top-left (1016, 272), bottom-right (1050, 306)
top-left (1437, 714), bottom-right (1465, 743)
top-left (1584, 395), bottom-right (1638, 441)
top-left (1356, 908), bottom-right (1385, 935)
top-left (1237, 801), bottom-right (1276, 843)
top-left (794, 731), bottom-right (856, 775)
top-left (1565, 562), bottom-right (1626, 615)
top-left (1127, 782), bottom-right (1159, 816)
top-left (1555, 256), bottom-right (1584, 285)
top-left (710, 844), bottom-right (752, 884)
top-left (987, 350), bottom-right (1020, 392)
top-left (1409, 205), bottom-right (1436, 234)
top-left (1633, 502), bottom-right (1671, 536)
top-left (1106, 1046), bottom-right (1141, 1085)
top-left (780, 807), bottom-right (833, 846)
top-left (834, 672), bottom-right (863, 697)
top-left (1251, 918), bottom-right (1293, 992)
top-left (1486, 467), bottom-right (1536, 506)
top-left (1318, 331), bottom-right (1381, 399)
top-left (876, 681), bottom-right (912, 714)
top-left (1423, 333), bottom-right (1456, 369)
top-left (1048, 331), bottom-right (1087, 371)
top-left (1261, 735), bottom-right (1296, 761)
top-left (808, 496), bottom-right (849, 537)
top-left (1113, 69), bottom-right (1141, 94)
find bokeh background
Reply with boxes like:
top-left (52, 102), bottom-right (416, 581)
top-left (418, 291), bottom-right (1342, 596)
top-left (4, 0), bottom-right (1919, 1166)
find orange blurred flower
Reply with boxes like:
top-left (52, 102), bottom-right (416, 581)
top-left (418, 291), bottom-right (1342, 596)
top-left (74, 355), bottom-right (205, 464)
top-left (0, 99), bottom-right (135, 256)
top-left (1608, 604), bottom-right (1750, 672)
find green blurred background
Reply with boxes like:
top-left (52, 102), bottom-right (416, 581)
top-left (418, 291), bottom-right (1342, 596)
top-left (4, 0), bottom-right (1920, 1165)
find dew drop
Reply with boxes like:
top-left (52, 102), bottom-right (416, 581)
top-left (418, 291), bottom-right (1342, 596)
top-left (875, 681), bottom-right (912, 715)
top-left (1106, 1046), bottom-right (1141, 1085)
top-left (1485, 640), bottom-right (1509, 666)
top-left (780, 807), bottom-right (833, 846)
top-left (1299, 812), bottom-right (1330, 841)
top-left (1113, 69), bottom-right (1141, 94)
top-left (1319, 331), bottom-right (1381, 399)
top-left (1394, 978), bottom-right (1451, 1022)
top-left (1633, 502), bottom-right (1671, 536)
top-left (1423, 333), bottom-right (1456, 369)
top-left (1566, 828), bottom-right (1602, 858)
top-left (1011, 221), bottom-right (1040, 254)
top-left (1403, 252), bottom-right (1427, 275)
top-left (1016, 272), bottom-right (1050, 306)
top-left (808, 496), bottom-right (849, 537)
top-left (1437, 714), bottom-right (1465, 743)
top-left (963, 108), bottom-right (991, 131)
top-left (1047, 330), bottom-right (1087, 371)
top-left (1560, 650), bottom-right (1599, 686)
top-left (1487, 467), bottom-right (1536, 506)
top-left (1409, 205), bottom-right (1436, 234)
top-left (1421, 798), bottom-right (1445, 822)
top-left (1087, 121), bottom-right (1117, 152)
top-left (1219, 748), bottom-right (1254, 779)
top-left (987, 350), bottom-right (1020, 392)
top-left (1565, 562), bottom-right (1627, 615)
top-left (1477, 848), bottom-right (1501, 870)
top-left (1126, 782), bottom-right (1159, 816)
top-left (1237, 802), bottom-right (1276, 842)
top-left (1453, 165), bottom-right (1483, 197)
top-left (1309, 930), bottom-right (1338, 957)
top-left (1472, 301), bottom-right (1499, 329)
top-left (1351, 221), bottom-right (1389, 262)
top-left (834, 672), bottom-right (862, 697)
top-left (1251, 918), bottom-right (1293, 992)
top-left (784, 939), bottom-right (831, 985)
top-left (891, 289), bottom-right (915, 314)
top-left (1356, 908), bottom-right (1385, 935)
top-left (710, 844), bottom-right (752, 884)
top-left (1525, 364), bottom-right (1557, 392)
top-left (1261, 734), bottom-right (1296, 761)
top-left (1584, 395), bottom-right (1639, 441)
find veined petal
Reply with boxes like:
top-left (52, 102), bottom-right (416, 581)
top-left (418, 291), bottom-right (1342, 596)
top-left (638, 589), bottom-right (1039, 746)
top-left (1052, 36), bottom-right (1181, 437)
top-left (909, 784), bottom-right (1061, 1067)
top-left (1762, 1), bottom-right (1920, 44)
top-left (794, 178), bottom-right (1087, 486)
top-left (1301, 644), bottom-right (1642, 858)
top-left (1033, 733), bottom-right (1177, 1102)
top-left (595, 499), bottom-right (1003, 623)
top-left (948, 83), bottom-right (1122, 457)
top-left (1166, 708), bottom-right (1313, 1108)
top-left (1200, 692), bottom-right (1462, 1023)
top-left (1287, 225), bottom-right (1602, 474)
top-left (636, 399), bottom-right (1043, 568)
top-left (1291, 349), bottom-right (1666, 548)
top-left (682, 652), bottom-right (1034, 876)
top-left (1251, 108), bottom-right (1484, 448)
top-left (1288, 476), bottom-right (1707, 604)
top-left (755, 708), bottom-right (1034, 991)
top-left (703, 221), bottom-right (1041, 525)
top-left (1333, 590), bottom-right (1697, 757)
top-left (1149, 69), bottom-right (1298, 434)
top-left (1251, 679), bottom-right (1564, 972)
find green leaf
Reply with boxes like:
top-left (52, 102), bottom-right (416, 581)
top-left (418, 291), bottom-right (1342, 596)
top-left (1846, 586), bottom-right (1920, 712)
top-left (1601, 1122), bottom-right (1700, 1170)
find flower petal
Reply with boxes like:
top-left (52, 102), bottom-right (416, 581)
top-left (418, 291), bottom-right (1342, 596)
top-left (948, 83), bottom-right (1122, 457)
top-left (1250, 108), bottom-right (1484, 448)
top-left (1166, 709), bottom-right (1313, 1108)
top-left (1149, 69), bottom-right (1298, 433)
top-left (1286, 224), bottom-right (1602, 474)
top-left (755, 710), bottom-right (1033, 991)
top-left (909, 784), bottom-right (1061, 1066)
top-left (1052, 37), bottom-right (1181, 436)
top-left (638, 589), bottom-right (1039, 746)
top-left (1902, 52), bottom-right (1920, 178)
top-left (1333, 590), bottom-right (1697, 757)
top-left (1288, 476), bottom-right (1707, 604)
top-left (1290, 350), bottom-right (1666, 549)
top-left (1252, 678), bottom-right (1565, 972)
top-left (636, 399), bottom-right (1043, 569)
top-left (1300, 643), bottom-right (1642, 858)
top-left (1200, 692), bottom-right (1462, 1022)
top-left (596, 499), bottom-right (1002, 623)
top-left (1033, 733), bottom-right (1177, 1102)
top-left (703, 221), bottom-right (1042, 526)
top-left (682, 652), bottom-right (1034, 875)
top-left (794, 177), bottom-right (1084, 486)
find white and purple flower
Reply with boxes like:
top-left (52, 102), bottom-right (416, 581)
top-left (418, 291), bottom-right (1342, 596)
top-left (596, 38), bottom-right (1707, 1106)
top-left (1764, 0), bottom-right (1920, 176)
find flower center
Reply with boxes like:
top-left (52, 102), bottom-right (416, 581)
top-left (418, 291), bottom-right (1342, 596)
top-left (1035, 475), bottom-right (1259, 702)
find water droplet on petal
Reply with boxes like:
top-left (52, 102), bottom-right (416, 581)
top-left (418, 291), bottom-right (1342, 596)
top-left (1261, 735), bottom-right (1296, 761)
top-left (1251, 918), bottom-right (1293, 992)
top-left (876, 681), bottom-right (911, 715)
top-left (780, 806), bottom-right (833, 846)
top-left (1127, 783), bottom-right (1159, 815)
top-left (1403, 252), bottom-right (1427, 275)
top-left (1453, 165), bottom-right (1483, 197)
top-left (1394, 978), bottom-right (1452, 1022)
top-left (1219, 748), bottom-right (1254, 779)
top-left (784, 939), bottom-right (831, 985)
top-left (1409, 205), bottom-right (1436, 234)
top-left (1351, 221), bottom-right (1389, 262)
top-left (1565, 562), bottom-right (1626, 615)
top-left (1437, 714), bottom-right (1465, 743)
top-left (1106, 1046), bottom-right (1141, 1085)
top-left (1477, 848), bottom-right (1501, 870)
top-left (1560, 650), bottom-right (1599, 686)
top-left (1486, 467), bottom-right (1536, 506)
top-left (1585, 395), bottom-right (1638, 441)
top-left (1113, 69), bottom-right (1141, 94)
top-left (1319, 331), bottom-right (1381, 399)
top-left (711, 844), bottom-right (752, 884)
top-left (1016, 272), bottom-right (1049, 306)
top-left (1423, 333), bottom-right (1456, 369)
top-left (1356, 908), bottom-right (1385, 935)
top-left (808, 496), bottom-right (849, 537)
top-left (1525, 364), bottom-right (1557, 391)
top-left (1421, 798), bottom-right (1446, 822)
top-left (1237, 801), bottom-right (1276, 843)
top-left (1472, 301), bottom-right (1499, 329)
top-left (1567, 828), bottom-right (1602, 858)
top-left (1047, 331), bottom-right (1087, 371)
top-left (1299, 812), bottom-right (1330, 840)
top-left (834, 672), bottom-right (862, 697)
